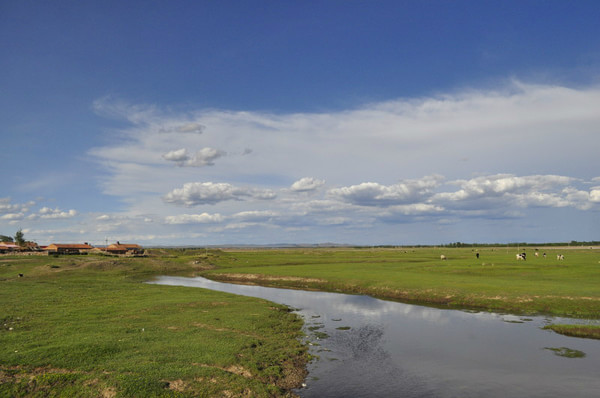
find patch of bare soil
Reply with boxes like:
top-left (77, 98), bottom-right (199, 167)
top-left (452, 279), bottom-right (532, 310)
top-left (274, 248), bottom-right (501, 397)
top-left (213, 273), bottom-right (326, 284)
top-left (274, 359), bottom-right (308, 391)
top-left (0, 366), bottom-right (79, 382)
top-left (225, 365), bottom-right (253, 378)
top-left (101, 386), bottom-right (117, 398)
top-left (165, 379), bottom-right (189, 392)
top-left (192, 363), bottom-right (253, 378)
top-left (191, 260), bottom-right (217, 270)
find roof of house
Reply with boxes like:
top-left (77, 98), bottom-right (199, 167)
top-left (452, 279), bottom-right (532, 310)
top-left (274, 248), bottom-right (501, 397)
top-left (107, 243), bottom-right (143, 250)
top-left (0, 242), bottom-right (20, 249)
top-left (47, 243), bottom-right (94, 249)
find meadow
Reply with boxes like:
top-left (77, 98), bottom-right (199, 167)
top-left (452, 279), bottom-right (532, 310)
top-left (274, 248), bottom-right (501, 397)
top-left (0, 252), bottom-right (307, 397)
top-left (202, 246), bottom-right (600, 318)
top-left (1, 246), bottom-right (599, 397)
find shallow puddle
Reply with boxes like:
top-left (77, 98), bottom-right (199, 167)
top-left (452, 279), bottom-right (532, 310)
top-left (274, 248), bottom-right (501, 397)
top-left (149, 276), bottom-right (600, 397)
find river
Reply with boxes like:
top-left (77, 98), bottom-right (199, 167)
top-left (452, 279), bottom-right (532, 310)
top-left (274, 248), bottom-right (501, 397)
top-left (149, 276), bottom-right (600, 397)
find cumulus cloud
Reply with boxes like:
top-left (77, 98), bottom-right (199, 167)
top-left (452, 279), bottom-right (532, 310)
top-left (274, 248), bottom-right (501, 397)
top-left (329, 175), bottom-right (443, 206)
top-left (164, 213), bottom-right (224, 224)
top-left (162, 147), bottom-right (226, 167)
top-left (432, 174), bottom-right (577, 211)
top-left (291, 177), bottom-right (325, 192)
top-left (80, 82), bottom-right (600, 244)
top-left (387, 203), bottom-right (445, 215)
top-left (162, 148), bottom-right (190, 162)
top-left (0, 198), bottom-right (33, 214)
top-left (436, 174), bottom-right (573, 202)
top-left (28, 207), bottom-right (78, 220)
top-left (163, 182), bottom-right (276, 206)
top-left (186, 148), bottom-right (226, 166)
top-left (1, 212), bottom-right (24, 221)
top-left (232, 210), bottom-right (279, 221)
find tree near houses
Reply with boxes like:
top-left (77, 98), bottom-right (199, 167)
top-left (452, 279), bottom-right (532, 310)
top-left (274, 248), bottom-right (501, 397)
top-left (0, 234), bottom-right (13, 242)
top-left (14, 229), bottom-right (25, 246)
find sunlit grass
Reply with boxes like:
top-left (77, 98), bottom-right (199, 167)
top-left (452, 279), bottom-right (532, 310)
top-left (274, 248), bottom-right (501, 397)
top-left (0, 254), bottom-right (307, 397)
top-left (203, 247), bottom-right (600, 318)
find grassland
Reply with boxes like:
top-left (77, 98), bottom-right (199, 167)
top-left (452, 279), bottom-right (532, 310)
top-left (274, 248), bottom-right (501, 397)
top-left (200, 247), bottom-right (600, 319)
top-left (2, 246), bottom-right (599, 397)
top-left (0, 252), bottom-right (308, 397)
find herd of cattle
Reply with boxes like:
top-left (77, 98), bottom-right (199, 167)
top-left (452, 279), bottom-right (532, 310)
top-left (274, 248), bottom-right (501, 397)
top-left (515, 252), bottom-right (564, 260)
top-left (439, 252), bottom-right (565, 261)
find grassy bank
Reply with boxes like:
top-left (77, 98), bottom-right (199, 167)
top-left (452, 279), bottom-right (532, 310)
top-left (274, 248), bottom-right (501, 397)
top-left (542, 325), bottom-right (600, 339)
top-left (0, 253), bottom-right (308, 397)
top-left (200, 247), bottom-right (600, 319)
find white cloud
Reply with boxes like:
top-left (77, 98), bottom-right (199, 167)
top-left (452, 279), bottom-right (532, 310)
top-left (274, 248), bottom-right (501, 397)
top-left (163, 182), bottom-right (276, 206)
top-left (77, 81), bottom-right (600, 244)
top-left (162, 147), bottom-right (226, 167)
top-left (291, 177), bottom-right (325, 192)
top-left (232, 210), bottom-right (278, 221)
top-left (0, 198), bottom-right (33, 214)
top-left (329, 175), bottom-right (443, 206)
top-left (186, 148), bottom-right (226, 167)
top-left (433, 175), bottom-right (575, 207)
top-left (165, 213), bottom-right (224, 224)
top-left (1, 212), bottom-right (24, 221)
top-left (386, 203), bottom-right (445, 216)
top-left (28, 207), bottom-right (78, 220)
top-left (163, 148), bottom-right (189, 162)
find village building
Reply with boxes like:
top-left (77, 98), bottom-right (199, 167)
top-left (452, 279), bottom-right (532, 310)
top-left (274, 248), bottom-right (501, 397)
top-left (46, 243), bottom-right (94, 255)
top-left (106, 242), bottom-right (144, 255)
top-left (0, 242), bottom-right (20, 253)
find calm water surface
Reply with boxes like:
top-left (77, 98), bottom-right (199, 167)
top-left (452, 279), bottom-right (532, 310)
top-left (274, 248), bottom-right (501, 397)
top-left (149, 276), bottom-right (600, 397)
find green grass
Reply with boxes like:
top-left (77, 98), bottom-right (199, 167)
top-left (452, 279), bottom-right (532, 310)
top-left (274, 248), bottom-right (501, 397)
top-left (0, 253), bottom-right (307, 397)
top-left (201, 247), bottom-right (600, 318)
top-left (3, 246), bottom-right (599, 396)
top-left (543, 324), bottom-right (600, 339)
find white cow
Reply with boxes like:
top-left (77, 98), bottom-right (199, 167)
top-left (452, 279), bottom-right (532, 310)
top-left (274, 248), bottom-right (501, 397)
top-left (557, 254), bottom-right (564, 260)
top-left (516, 253), bottom-right (525, 260)
top-left (440, 254), bottom-right (447, 260)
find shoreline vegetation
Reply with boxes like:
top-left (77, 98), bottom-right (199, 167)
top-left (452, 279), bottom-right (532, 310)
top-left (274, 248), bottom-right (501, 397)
top-left (200, 247), bottom-right (600, 319)
top-left (1, 246), bottom-right (599, 396)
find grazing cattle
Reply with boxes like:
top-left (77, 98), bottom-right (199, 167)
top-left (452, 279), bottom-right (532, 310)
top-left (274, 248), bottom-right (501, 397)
top-left (516, 254), bottom-right (523, 260)
top-left (516, 253), bottom-right (527, 260)
top-left (557, 254), bottom-right (564, 260)
top-left (440, 254), bottom-right (447, 260)
top-left (476, 253), bottom-right (480, 259)
top-left (534, 252), bottom-right (539, 257)
top-left (18, 273), bottom-right (23, 277)
top-left (543, 253), bottom-right (547, 258)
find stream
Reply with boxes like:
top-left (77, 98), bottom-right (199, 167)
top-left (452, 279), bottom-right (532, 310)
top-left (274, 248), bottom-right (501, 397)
top-left (149, 276), bottom-right (600, 397)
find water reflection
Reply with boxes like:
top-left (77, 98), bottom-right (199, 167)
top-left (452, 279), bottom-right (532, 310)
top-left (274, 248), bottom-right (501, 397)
top-left (149, 276), bottom-right (600, 398)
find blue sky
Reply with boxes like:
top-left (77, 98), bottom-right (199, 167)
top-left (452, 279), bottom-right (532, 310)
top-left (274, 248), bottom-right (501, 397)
top-left (1, 1), bottom-right (600, 246)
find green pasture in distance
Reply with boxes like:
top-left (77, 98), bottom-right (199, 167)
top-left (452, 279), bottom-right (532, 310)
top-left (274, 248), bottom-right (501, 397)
top-left (0, 254), bottom-right (307, 397)
top-left (202, 247), bottom-right (600, 318)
